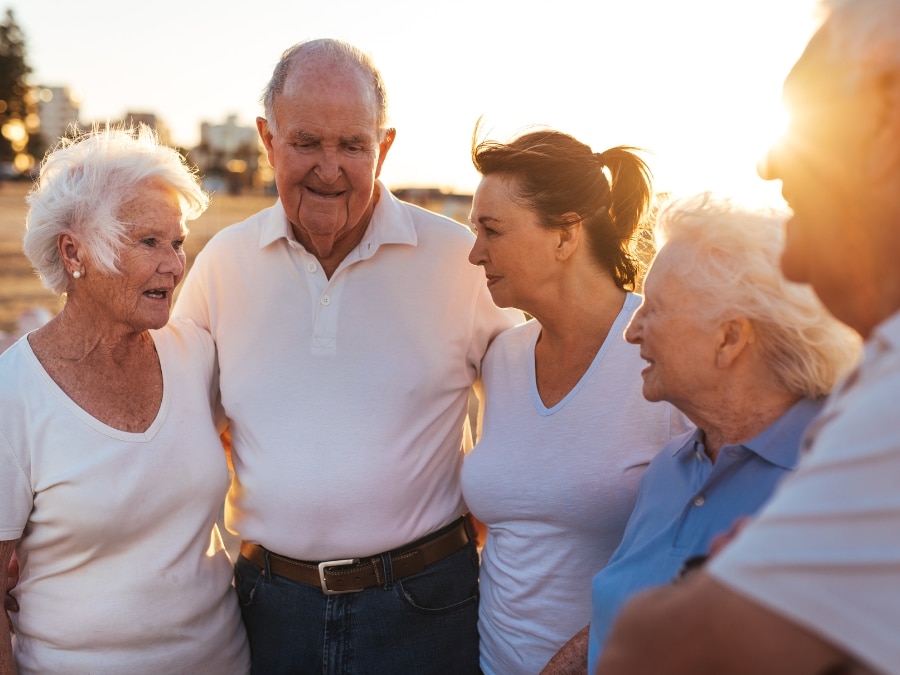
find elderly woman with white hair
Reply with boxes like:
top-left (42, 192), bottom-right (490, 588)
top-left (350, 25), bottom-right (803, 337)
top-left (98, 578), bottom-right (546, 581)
top-left (0, 126), bottom-right (249, 674)
top-left (545, 192), bottom-right (860, 674)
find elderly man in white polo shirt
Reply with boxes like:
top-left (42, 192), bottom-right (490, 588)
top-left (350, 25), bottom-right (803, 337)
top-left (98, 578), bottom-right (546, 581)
top-left (174, 38), bottom-right (519, 673)
top-left (597, 1), bottom-right (900, 673)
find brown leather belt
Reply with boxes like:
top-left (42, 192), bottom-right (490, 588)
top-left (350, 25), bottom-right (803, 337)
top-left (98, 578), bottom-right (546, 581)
top-left (239, 517), bottom-right (471, 595)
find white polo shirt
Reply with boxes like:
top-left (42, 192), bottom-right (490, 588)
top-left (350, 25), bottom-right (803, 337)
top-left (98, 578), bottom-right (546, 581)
top-left (174, 182), bottom-right (519, 560)
top-left (709, 309), bottom-right (900, 674)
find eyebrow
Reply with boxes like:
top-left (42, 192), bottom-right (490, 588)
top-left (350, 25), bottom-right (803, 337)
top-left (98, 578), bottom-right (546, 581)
top-left (474, 214), bottom-right (500, 227)
top-left (291, 131), bottom-right (319, 143)
top-left (289, 131), bottom-right (373, 146)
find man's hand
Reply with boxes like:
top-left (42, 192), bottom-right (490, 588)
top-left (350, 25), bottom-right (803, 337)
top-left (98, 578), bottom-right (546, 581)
top-left (707, 516), bottom-right (752, 559)
top-left (540, 625), bottom-right (589, 674)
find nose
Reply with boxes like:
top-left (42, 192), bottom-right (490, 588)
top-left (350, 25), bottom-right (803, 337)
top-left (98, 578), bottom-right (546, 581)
top-left (757, 140), bottom-right (783, 182)
top-left (315, 147), bottom-right (342, 183)
top-left (468, 232), bottom-right (486, 266)
top-left (624, 306), bottom-right (643, 344)
top-left (160, 244), bottom-right (186, 276)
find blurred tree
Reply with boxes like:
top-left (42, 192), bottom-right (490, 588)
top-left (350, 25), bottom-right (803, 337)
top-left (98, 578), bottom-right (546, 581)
top-left (0, 8), bottom-right (42, 175)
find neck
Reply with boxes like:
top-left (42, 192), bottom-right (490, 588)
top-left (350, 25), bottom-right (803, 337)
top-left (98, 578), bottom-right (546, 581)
top-left (293, 186), bottom-right (380, 279)
top-left (33, 308), bottom-right (152, 362)
top-left (691, 387), bottom-right (800, 462)
top-left (530, 269), bottom-right (626, 348)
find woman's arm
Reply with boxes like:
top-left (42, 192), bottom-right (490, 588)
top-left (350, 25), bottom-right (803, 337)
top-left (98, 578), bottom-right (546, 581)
top-left (1, 539), bottom-right (18, 675)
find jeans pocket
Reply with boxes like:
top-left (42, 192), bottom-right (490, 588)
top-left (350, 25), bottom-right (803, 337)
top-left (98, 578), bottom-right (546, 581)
top-left (396, 544), bottom-right (480, 615)
top-left (234, 555), bottom-right (264, 609)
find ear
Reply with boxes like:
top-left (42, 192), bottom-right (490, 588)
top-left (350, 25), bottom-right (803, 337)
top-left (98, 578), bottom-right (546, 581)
top-left (867, 74), bottom-right (900, 180)
top-left (256, 117), bottom-right (276, 168)
top-left (555, 212), bottom-right (583, 261)
top-left (715, 317), bottom-right (753, 369)
top-left (58, 231), bottom-right (84, 275)
top-left (375, 128), bottom-right (396, 179)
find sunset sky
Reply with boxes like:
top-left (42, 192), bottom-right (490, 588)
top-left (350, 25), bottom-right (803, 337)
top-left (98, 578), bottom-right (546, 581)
top-left (7, 0), bottom-right (821, 202)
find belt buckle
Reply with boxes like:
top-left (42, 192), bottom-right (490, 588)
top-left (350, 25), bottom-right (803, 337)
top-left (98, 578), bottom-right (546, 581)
top-left (317, 559), bottom-right (361, 595)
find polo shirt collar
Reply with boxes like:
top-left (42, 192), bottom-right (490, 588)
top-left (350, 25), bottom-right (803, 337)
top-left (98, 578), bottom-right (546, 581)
top-left (672, 397), bottom-right (818, 470)
top-left (255, 181), bottom-right (418, 254)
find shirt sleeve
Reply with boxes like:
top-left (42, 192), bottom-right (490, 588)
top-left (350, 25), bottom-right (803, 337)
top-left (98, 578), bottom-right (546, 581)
top-left (0, 427), bottom-right (32, 540)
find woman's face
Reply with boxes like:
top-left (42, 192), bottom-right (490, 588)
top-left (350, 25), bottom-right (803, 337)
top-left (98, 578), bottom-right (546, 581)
top-left (81, 179), bottom-right (188, 334)
top-left (624, 243), bottom-right (719, 413)
top-left (468, 174), bottom-right (559, 312)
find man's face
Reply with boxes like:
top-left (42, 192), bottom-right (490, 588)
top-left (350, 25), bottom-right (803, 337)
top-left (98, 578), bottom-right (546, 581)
top-left (759, 28), bottom-right (882, 334)
top-left (258, 56), bottom-right (394, 260)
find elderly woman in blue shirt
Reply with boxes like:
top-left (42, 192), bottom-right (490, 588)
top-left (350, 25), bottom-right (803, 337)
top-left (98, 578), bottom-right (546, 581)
top-left (543, 193), bottom-right (860, 674)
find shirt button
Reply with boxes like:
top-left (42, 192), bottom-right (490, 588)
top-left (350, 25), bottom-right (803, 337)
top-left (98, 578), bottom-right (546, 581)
top-left (306, 262), bottom-right (317, 273)
top-left (693, 496), bottom-right (705, 507)
top-left (320, 296), bottom-right (331, 306)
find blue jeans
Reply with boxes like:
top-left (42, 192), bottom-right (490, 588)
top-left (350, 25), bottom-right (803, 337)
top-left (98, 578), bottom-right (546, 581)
top-left (234, 541), bottom-right (480, 674)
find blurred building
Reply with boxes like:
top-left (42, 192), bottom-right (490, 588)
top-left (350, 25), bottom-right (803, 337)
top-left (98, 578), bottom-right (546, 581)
top-left (190, 114), bottom-right (261, 194)
top-left (124, 112), bottom-right (172, 146)
top-left (392, 187), bottom-right (473, 227)
top-left (34, 85), bottom-right (80, 148)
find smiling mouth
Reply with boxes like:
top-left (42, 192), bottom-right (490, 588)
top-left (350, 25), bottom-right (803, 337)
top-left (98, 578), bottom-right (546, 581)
top-left (307, 186), bottom-right (344, 198)
top-left (144, 289), bottom-right (171, 300)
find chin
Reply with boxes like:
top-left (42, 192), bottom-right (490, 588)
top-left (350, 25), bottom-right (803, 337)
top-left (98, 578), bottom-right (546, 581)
top-left (487, 290), bottom-right (513, 309)
top-left (641, 384), bottom-right (664, 403)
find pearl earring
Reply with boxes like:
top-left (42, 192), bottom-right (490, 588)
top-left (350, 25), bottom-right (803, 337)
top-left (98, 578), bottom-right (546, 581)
top-left (73, 270), bottom-right (81, 279)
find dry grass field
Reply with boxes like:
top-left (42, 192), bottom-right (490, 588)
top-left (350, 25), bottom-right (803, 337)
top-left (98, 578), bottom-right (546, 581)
top-left (0, 181), bottom-right (277, 335)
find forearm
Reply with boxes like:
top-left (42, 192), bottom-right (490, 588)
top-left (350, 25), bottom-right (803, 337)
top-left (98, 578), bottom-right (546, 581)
top-left (540, 624), bottom-right (589, 674)
top-left (0, 539), bottom-right (17, 675)
top-left (597, 573), bottom-right (851, 675)
top-left (0, 620), bottom-right (12, 675)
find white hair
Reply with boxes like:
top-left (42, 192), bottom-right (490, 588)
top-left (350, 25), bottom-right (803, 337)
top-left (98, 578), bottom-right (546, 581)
top-left (24, 124), bottom-right (208, 296)
top-left (261, 38), bottom-right (389, 136)
top-left (816, 0), bottom-right (900, 85)
top-left (654, 193), bottom-right (860, 399)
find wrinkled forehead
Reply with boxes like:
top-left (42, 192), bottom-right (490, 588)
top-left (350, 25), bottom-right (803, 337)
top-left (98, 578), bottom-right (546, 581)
top-left (283, 56), bottom-right (380, 118)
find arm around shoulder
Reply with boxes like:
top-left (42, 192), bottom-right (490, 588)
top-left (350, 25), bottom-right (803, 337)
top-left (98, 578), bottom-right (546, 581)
top-left (597, 572), bottom-right (854, 675)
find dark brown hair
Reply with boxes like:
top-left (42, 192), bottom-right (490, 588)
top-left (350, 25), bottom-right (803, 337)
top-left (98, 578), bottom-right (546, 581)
top-left (472, 128), bottom-right (652, 290)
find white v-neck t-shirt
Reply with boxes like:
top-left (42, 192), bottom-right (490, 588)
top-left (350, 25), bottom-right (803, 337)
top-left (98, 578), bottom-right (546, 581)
top-left (461, 293), bottom-right (688, 675)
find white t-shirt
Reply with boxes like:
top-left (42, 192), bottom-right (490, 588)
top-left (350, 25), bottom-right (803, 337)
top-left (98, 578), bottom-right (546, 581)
top-left (709, 309), bottom-right (900, 675)
top-left (173, 183), bottom-right (520, 559)
top-left (0, 319), bottom-right (249, 674)
top-left (461, 294), bottom-right (688, 675)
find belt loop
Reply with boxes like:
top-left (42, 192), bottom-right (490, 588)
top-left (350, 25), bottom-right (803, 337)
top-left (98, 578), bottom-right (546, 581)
top-left (262, 548), bottom-right (273, 580)
top-left (380, 552), bottom-right (394, 590)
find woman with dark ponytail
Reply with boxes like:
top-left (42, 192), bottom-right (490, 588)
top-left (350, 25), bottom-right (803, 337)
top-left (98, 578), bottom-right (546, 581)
top-left (460, 128), bottom-right (688, 674)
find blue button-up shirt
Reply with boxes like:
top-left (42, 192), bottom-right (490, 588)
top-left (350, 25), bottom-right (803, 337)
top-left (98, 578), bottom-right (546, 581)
top-left (587, 397), bottom-right (823, 671)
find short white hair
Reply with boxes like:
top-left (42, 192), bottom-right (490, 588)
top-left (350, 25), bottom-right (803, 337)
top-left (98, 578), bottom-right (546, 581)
top-left (816, 0), bottom-right (900, 85)
top-left (261, 38), bottom-right (389, 136)
top-left (654, 193), bottom-right (860, 399)
top-left (24, 124), bottom-right (208, 296)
